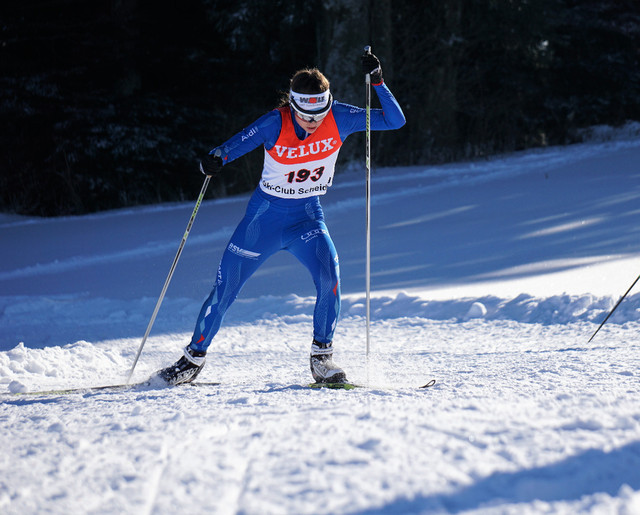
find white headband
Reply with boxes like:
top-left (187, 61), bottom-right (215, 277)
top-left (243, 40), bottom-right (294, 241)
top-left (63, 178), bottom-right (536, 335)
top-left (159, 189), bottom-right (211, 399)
top-left (289, 90), bottom-right (332, 115)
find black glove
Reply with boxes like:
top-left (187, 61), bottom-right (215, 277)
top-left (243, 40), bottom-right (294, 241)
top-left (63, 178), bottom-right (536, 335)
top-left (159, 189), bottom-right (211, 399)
top-left (362, 51), bottom-right (383, 84)
top-left (200, 151), bottom-right (223, 177)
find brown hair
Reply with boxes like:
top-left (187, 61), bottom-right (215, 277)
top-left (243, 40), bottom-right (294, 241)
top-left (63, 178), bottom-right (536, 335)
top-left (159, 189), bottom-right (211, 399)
top-left (278, 68), bottom-right (330, 107)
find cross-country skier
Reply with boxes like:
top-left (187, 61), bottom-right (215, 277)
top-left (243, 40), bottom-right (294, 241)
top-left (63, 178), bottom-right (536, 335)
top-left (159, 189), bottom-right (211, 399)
top-left (157, 50), bottom-right (405, 385)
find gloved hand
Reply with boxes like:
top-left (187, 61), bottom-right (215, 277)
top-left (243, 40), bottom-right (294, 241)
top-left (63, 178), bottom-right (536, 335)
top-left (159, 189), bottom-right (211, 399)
top-left (362, 51), bottom-right (383, 84)
top-left (199, 151), bottom-right (223, 177)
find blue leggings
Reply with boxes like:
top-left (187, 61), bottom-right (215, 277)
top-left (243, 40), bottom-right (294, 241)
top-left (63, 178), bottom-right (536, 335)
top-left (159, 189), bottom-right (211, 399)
top-left (189, 188), bottom-right (341, 352)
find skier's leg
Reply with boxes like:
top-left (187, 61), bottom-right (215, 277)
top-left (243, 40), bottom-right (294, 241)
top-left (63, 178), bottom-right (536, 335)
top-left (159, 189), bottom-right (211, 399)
top-left (287, 221), bottom-right (341, 344)
top-left (158, 192), bottom-right (279, 384)
top-left (189, 202), bottom-right (280, 353)
top-left (287, 222), bottom-right (346, 383)
top-left (157, 241), bottom-right (269, 384)
top-left (189, 245), bottom-right (266, 352)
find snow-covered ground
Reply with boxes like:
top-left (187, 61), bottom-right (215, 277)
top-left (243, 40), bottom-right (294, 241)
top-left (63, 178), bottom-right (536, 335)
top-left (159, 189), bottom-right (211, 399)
top-left (1, 124), bottom-right (640, 514)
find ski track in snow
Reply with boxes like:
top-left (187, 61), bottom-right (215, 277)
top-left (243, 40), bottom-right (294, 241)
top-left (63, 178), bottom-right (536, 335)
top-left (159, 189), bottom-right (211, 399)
top-left (1, 124), bottom-right (640, 514)
top-left (1, 319), bottom-right (639, 514)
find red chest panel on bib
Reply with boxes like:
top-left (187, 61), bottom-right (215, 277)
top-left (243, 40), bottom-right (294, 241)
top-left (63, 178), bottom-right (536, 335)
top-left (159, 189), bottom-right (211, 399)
top-left (260, 107), bottom-right (343, 199)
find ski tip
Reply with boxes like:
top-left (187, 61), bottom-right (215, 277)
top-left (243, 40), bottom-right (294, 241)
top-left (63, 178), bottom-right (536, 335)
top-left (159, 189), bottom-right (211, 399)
top-left (420, 379), bottom-right (436, 389)
top-left (189, 382), bottom-right (222, 387)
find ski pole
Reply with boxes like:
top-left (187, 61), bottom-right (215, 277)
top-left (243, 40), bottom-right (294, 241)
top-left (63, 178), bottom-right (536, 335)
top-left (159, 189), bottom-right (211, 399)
top-left (588, 273), bottom-right (640, 343)
top-left (126, 172), bottom-right (212, 383)
top-left (364, 45), bottom-right (372, 363)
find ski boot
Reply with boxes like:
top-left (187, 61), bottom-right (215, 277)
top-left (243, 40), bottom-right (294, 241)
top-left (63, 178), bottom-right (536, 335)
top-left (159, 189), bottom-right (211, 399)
top-left (157, 346), bottom-right (206, 385)
top-left (310, 339), bottom-right (347, 384)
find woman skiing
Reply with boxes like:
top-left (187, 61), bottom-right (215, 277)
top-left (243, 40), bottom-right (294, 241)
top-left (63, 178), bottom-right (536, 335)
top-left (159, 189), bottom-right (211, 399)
top-left (158, 50), bottom-right (405, 385)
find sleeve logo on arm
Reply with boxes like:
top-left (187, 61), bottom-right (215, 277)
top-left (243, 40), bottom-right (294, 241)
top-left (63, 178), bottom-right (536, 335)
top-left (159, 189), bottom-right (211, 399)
top-left (241, 126), bottom-right (260, 142)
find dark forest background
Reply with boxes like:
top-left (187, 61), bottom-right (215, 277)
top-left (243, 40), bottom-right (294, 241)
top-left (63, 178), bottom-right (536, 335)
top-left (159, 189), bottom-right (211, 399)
top-left (2, 0), bottom-right (639, 217)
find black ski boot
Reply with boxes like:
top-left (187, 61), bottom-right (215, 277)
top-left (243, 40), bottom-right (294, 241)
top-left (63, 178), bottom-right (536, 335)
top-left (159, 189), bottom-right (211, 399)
top-left (310, 339), bottom-right (347, 383)
top-left (157, 346), bottom-right (206, 385)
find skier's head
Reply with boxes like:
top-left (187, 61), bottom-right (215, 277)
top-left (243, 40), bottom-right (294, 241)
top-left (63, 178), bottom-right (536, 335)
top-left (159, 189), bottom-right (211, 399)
top-left (290, 68), bottom-right (330, 96)
top-left (288, 68), bottom-right (332, 126)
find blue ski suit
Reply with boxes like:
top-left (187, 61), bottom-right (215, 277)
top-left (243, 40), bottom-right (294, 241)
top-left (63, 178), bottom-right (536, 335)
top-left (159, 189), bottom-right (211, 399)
top-left (189, 82), bottom-right (405, 353)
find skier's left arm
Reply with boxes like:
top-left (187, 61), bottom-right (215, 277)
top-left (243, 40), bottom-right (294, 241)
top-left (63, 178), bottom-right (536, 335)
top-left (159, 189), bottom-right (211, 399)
top-left (333, 52), bottom-right (406, 139)
top-left (371, 83), bottom-right (406, 130)
top-left (333, 82), bottom-right (406, 139)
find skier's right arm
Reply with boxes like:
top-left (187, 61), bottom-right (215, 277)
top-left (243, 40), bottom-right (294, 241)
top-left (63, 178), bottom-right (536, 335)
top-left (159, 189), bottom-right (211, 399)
top-left (200, 110), bottom-right (282, 175)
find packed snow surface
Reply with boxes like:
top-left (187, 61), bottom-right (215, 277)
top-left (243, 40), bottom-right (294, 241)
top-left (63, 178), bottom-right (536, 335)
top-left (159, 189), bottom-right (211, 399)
top-left (1, 123), bottom-right (640, 514)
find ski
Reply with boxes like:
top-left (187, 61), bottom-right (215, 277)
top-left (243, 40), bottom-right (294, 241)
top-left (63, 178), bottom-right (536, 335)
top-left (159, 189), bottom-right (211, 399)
top-left (9, 379), bottom-right (435, 397)
top-left (10, 381), bottom-right (222, 397)
top-left (307, 379), bottom-right (436, 390)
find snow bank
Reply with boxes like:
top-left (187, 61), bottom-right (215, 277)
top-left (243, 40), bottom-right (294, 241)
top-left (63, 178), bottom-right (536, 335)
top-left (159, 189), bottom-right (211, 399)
top-left (2, 125), bottom-right (640, 514)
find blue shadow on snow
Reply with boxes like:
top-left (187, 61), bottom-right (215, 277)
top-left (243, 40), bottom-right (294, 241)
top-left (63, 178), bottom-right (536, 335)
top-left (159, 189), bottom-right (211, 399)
top-left (347, 440), bottom-right (640, 514)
